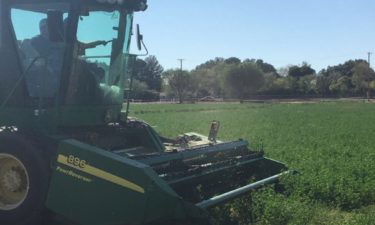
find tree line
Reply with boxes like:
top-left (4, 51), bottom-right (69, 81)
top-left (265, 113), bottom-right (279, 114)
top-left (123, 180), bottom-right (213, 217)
top-left (129, 56), bottom-right (375, 102)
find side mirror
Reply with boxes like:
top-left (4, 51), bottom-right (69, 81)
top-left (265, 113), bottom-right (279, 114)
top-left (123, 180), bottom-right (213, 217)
top-left (47, 10), bottom-right (64, 42)
top-left (136, 24), bottom-right (143, 51)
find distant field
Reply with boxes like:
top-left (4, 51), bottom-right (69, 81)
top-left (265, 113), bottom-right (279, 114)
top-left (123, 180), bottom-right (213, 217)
top-left (130, 102), bottom-right (375, 225)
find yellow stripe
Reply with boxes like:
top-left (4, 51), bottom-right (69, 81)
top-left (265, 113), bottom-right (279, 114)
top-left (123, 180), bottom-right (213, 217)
top-left (57, 155), bottom-right (145, 194)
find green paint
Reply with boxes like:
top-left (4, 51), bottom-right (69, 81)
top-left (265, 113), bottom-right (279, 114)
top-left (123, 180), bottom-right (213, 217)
top-left (0, 1), bottom-right (287, 224)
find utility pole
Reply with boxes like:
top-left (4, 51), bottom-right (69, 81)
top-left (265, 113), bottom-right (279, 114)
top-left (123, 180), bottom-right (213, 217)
top-left (368, 52), bottom-right (372, 67)
top-left (176, 59), bottom-right (186, 104)
top-left (177, 59), bottom-right (185, 71)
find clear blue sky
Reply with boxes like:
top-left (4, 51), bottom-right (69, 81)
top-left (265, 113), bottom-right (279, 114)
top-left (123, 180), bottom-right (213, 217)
top-left (12, 0), bottom-right (375, 72)
top-left (134, 0), bottom-right (375, 71)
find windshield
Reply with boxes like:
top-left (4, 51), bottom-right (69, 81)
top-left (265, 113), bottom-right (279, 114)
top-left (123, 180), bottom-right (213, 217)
top-left (65, 11), bottom-right (133, 106)
top-left (11, 3), bottom-right (134, 107)
top-left (11, 3), bottom-right (68, 102)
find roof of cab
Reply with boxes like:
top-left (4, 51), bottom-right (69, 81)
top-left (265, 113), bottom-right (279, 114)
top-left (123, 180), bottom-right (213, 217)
top-left (10, 0), bottom-right (147, 13)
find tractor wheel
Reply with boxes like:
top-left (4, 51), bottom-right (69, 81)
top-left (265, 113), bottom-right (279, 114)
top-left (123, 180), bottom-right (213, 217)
top-left (0, 135), bottom-right (50, 225)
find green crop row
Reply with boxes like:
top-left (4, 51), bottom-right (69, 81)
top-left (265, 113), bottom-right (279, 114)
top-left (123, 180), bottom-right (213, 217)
top-left (130, 102), bottom-right (375, 225)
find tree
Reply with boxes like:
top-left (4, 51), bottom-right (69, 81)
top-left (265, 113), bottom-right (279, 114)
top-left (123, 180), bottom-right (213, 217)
top-left (194, 57), bottom-right (225, 70)
top-left (163, 69), bottom-right (194, 103)
top-left (259, 72), bottom-right (286, 94)
top-left (243, 59), bottom-right (278, 75)
top-left (321, 59), bottom-right (368, 78)
top-left (317, 59), bottom-right (370, 96)
top-left (277, 65), bottom-right (293, 77)
top-left (329, 76), bottom-right (352, 97)
top-left (288, 62), bottom-right (316, 78)
top-left (315, 75), bottom-right (331, 97)
top-left (222, 62), bottom-right (265, 99)
top-left (134, 58), bottom-right (147, 79)
top-left (286, 76), bottom-right (299, 95)
top-left (298, 75), bottom-right (316, 95)
top-left (191, 64), bottom-right (225, 98)
top-left (352, 62), bottom-right (375, 98)
top-left (134, 55), bottom-right (163, 91)
top-left (224, 57), bottom-right (241, 65)
top-left (256, 59), bottom-right (278, 74)
top-left (132, 79), bottom-right (148, 94)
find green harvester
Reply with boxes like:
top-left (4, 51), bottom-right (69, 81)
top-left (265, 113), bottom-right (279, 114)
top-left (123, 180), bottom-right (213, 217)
top-left (0, 0), bottom-right (288, 224)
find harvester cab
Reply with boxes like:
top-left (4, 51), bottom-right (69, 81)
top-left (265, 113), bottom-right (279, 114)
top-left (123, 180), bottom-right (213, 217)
top-left (0, 1), bottom-right (288, 225)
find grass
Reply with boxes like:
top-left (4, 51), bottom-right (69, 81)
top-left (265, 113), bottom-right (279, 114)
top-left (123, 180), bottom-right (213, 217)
top-left (129, 102), bottom-right (375, 225)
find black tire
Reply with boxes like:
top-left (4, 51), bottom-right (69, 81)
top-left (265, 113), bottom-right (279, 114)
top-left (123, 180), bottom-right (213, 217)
top-left (0, 134), bottom-right (50, 225)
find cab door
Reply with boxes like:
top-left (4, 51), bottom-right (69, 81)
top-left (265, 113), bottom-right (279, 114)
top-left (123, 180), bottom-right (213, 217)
top-left (0, 0), bottom-right (26, 107)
